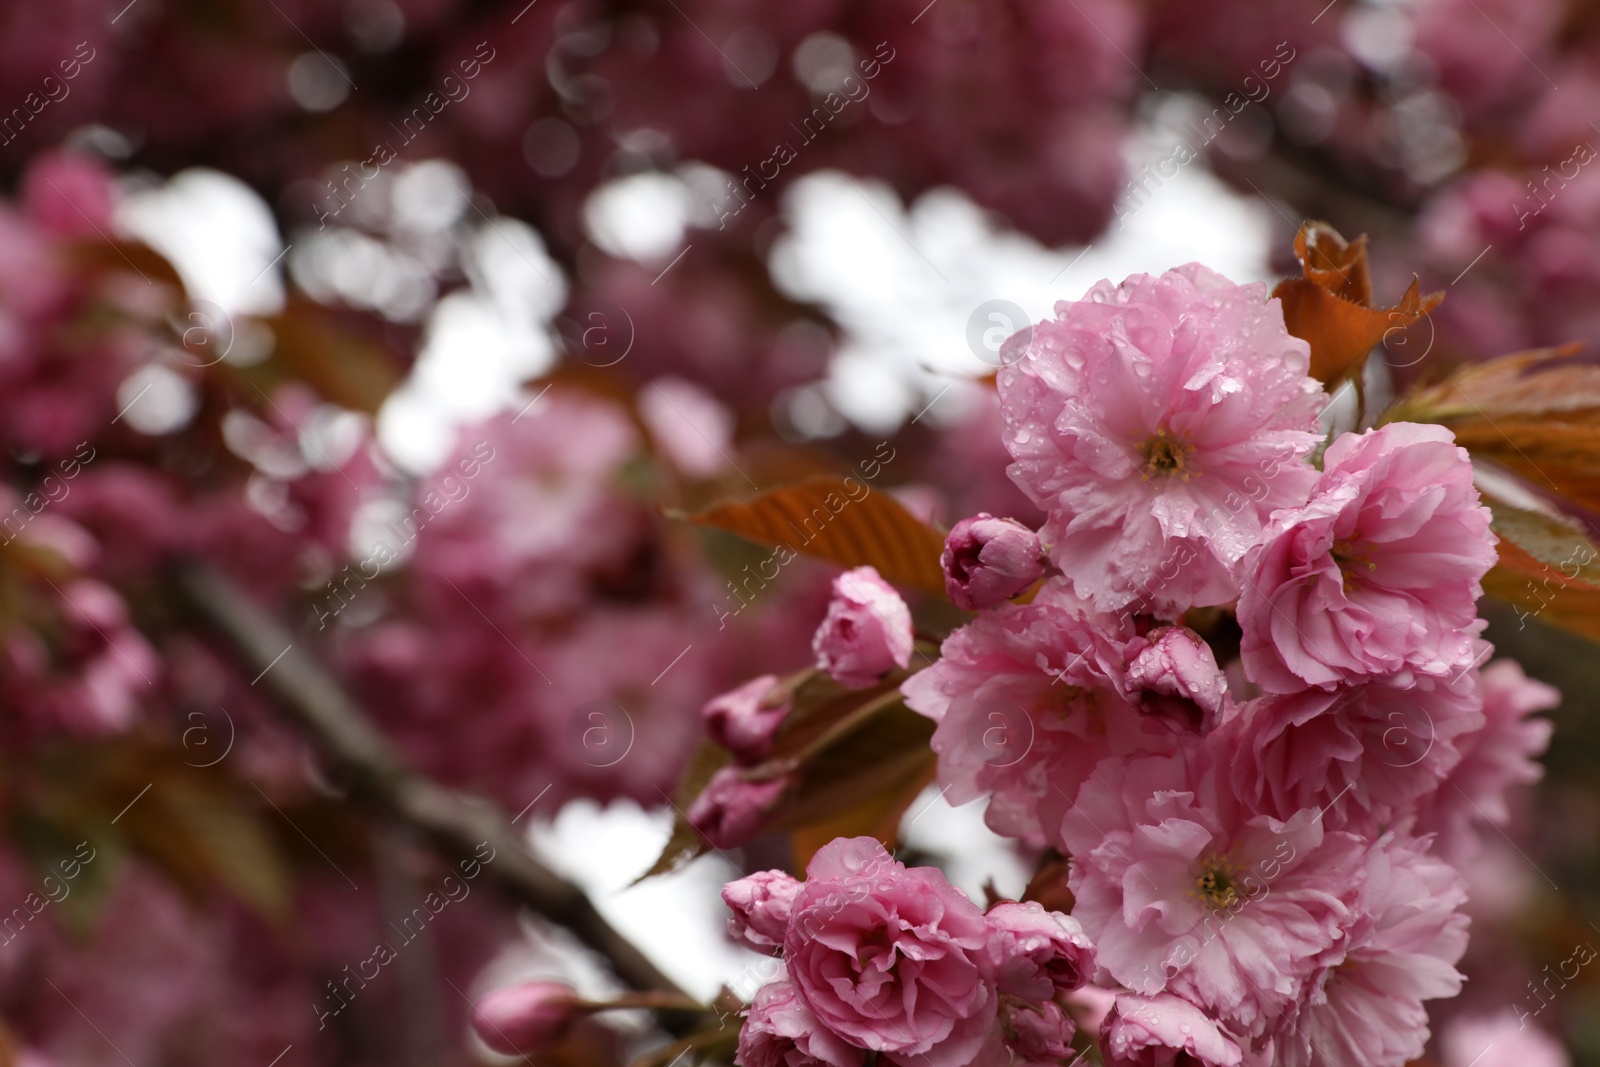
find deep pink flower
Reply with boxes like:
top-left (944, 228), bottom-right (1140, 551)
top-left (688, 767), bottom-right (787, 849)
top-left (1416, 658), bottom-right (1557, 858)
top-left (1004, 1000), bottom-right (1077, 1065)
top-left (998, 264), bottom-right (1325, 615)
top-left (1273, 835), bottom-right (1469, 1067)
top-left (736, 980), bottom-right (866, 1067)
top-left (985, 900), bottom-right (1095, 1000)
top-left (902, 579), bottom-right (1167, 843)
top-left (1061, 750), bottom-right (1366, 1039)
top-left (472, 981), bottom-right (580, 1054)
top-left (783, 837), bottom-right (1000, 1067)
top-left (1125, 625), bottom-right (1230, 734)
top-left (723, 869), bottom-right (802, 951)
top-left (1226, 669), bottom-right (1484, 834)
top-left (1100, 992), bottom-right (1244, 1067)
top-left (21, 151), bottom-right (117, 238)
top-left (813, 566), bottom-right (914, 689)
top-left (1239, 422), bottom-right (1495, 693)
top-left (703, 674), bottom-right (790, 763)
top-left (941, 513), bottom-right (1045, 610)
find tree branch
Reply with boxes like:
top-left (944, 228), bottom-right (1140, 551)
top-left (173, 562), bottom-right (691, 1002)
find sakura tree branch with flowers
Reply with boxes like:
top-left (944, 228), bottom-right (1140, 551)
top-left (597, 232), bottom-right (1569, 1067)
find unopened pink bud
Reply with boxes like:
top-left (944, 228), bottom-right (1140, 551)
top-left (471, 981), bottom-right (580, 1054)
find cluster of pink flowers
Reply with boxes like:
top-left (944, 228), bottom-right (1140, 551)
top-left (725, 837), bottom-right (1095, 1067)
top-left (721, 265), bottom-right (1557, 1067)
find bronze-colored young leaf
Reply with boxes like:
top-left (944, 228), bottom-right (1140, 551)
top-left (1273, 221), bottom-right (1442, 387)
top-left (636, 741), bottom-right (733, 882)
top-left (236, 296), bottom-right (408, 414)
top-left (680, 477), bottom-right (947, 595)
top-left (18, 742), bottom-right (294, 923)
top-left (1388, 345), bottom-right (1600, 514)
top-left (641, 675), bottom-right (936, 879)
top-left (1480, 491), bottom-right (1600, 643)
top-left (769, 701), bottom-right (935, 843)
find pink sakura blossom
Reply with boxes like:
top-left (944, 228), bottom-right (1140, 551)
top-left (703, 674), bottom-right (790, 763)
top-left (901, 578), bottom-right (1168, 843)
top-left (688, 767), bottom-right (787, 849)
top-left (998, 264), bottom-right (1325, 615)
top-left (726, 838), bottom-right (1094, 1067)
top-left (941, 513), bottom-right (1046, 610)
top-left (736, 980), bottom-right (866, 1067)
top-left (781, 837), bottom-right (1001, 1067)
top-left (1100, 992), bottom-right (1244, 1067)
top-left (1238, 422), bottom-right (1495, 694)
top-left (1003, 1000), bottom-right (1077, 1065)
top-left (1124, 625), bottom-right (1231, 734)
top-left (637, 376), bottom-right (736, 478)
top-left (812, 566), bottom-right (914, 689)
top-left (471, 981), bottom-right (580, 1054)
top-left (21, 151), bottom-right (117, 238)
top-left (723, 870), bottom-right (802, 951)
top-left (1273, 835), bottom-right (1469, 1067)
top-left (409, 390), bottom-right (646, 624)
top-left (1440, 1012), bottom-right (1569, 1067)
top-left (985, 900), bottom-right (1095, 1000)
top-left (1416, 658), bottom-right (1558, 858)
top-left (1225, 668), bottom-right (1485, 834)
top-left (1061, 750), bottom-right (1366, 1041)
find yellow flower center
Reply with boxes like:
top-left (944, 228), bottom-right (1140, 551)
top-left (1193, 855), bottom-right (1241, 911)
top-left (1141, 429), bottom-right (1192, 479)
top-left (1330, 538), bottom-right (1376, 592)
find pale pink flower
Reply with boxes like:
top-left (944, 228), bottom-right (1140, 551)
top-left (998, 263), bottom-right (1325, 615)
top-left (1125, 625), bottom-right (1230, 734)
top-left (1273, 835), bottom-right (1469, 1067)
top-left (941, 513), bottom-right (1046, 610)
top-left (410, 390), bottom-right (645, 623)
top-left (723, 870), bottom-right (802, 951)
top-left (736, 980), bottom-right (866, 1067)
top-left (638, 376), bottom-right (736, 478)
top-left (1226, 669), bottom-right (1484, 834)
top-left (783, 837), bottom-right (1000, 1067)
top-left (1239, 422), bottom-right (1495, 693)
top-left (813, 566), bottom-right (913, 689)
top-left (1416, 658), bottom-right (1558, 858)
top-left (1440, 1012), bottom-right (1569, 1067)
top-left (1100, 992), bottom-right (1244, 1067)
top-left (902, 579), bottom-right (1166, 843)
top-left (986, 900), bottom-right (1095, 1000)
top-left (1061, 750), bottom-right (1366, 1039)
top-left (472, 981), bottom-right (580, 1054)
top-left (703, 674), bottom-right (790, 763)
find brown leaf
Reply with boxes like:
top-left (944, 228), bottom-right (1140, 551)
top-left (63, 237), bottom-right (188, 292)
top-left (1273, 221), bottom-right (1443, 386)
top-left (1389, 346), bottom-right (1600, 513)
top-left (636, 742), bottom-right (733, 881)
top-left (680, 477), bottom-right (947, 596)
top-left (786, 754), bottom-right (933, 871)
top-left (1480, 491), bottom-right (1600, 642)
top-left (22, 741), bottom-right (294, 923)
top-left (639, 676), bottom-right (935, 880)
top-left (237, 296), bottom-right (408, 414)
